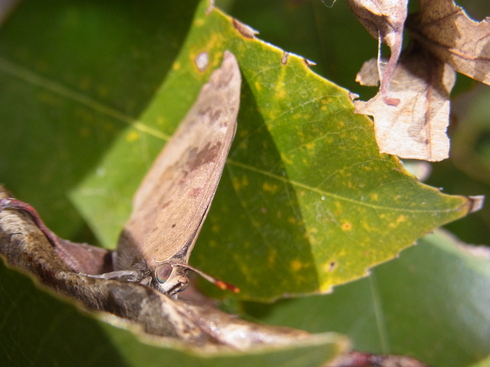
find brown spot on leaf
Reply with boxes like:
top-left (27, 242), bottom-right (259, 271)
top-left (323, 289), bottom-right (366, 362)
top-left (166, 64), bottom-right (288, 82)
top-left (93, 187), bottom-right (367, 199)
top-left (233, 18), bottom-right (258, 38)
top-left (281, 52), bottom-right (289, 65)
top-left (303, 58), bottom-right (316, 67)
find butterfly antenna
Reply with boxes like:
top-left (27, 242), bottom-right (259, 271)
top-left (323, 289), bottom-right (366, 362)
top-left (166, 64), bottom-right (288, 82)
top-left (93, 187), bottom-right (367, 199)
top-left (176, 264), bottom-right (240, 293)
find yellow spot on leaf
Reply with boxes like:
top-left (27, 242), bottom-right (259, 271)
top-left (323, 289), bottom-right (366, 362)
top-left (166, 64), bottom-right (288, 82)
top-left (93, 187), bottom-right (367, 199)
top-left (370, 193), bottom-right (379, 201)
top-left (268, 249), bottom-right (277, 266)
top-left (397, 215), bottom-right (407, 222)
top-left (173, 62), bottom-right (181, 71)
top-left (126, 131), bottom-right (139, 142)
top-left (281, 153), bottom-right (293, 165)
top-left (263, 182), bottom-right (279, 194)
top-left (389, 215), bottom-right (408, 228)
top-left (232, 175), bottom-right (249, 191)
top-left (291, 260), bottom-right (303, 272)
top-left (341, 221), bottom-right (352, 231)
top-left (305, 142), bottom-right (316, 151)
top-left (276, 89), bottom-right (286, 99)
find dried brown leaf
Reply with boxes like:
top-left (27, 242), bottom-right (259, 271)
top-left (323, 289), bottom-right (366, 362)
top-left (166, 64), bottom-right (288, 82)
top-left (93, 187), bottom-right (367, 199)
top-left (355, 58), bottom-right (380, 86)
top-left (353, 46), bottom-right (455, 161)
top-left (347, 0), bottom-right (408, 105)
top-left (407, 0), bottom-right (490, 85)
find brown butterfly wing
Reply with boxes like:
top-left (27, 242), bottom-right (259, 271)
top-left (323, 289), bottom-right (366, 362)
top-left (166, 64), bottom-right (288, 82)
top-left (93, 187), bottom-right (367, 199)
top-left (117, 52), bottom-right (241, 272)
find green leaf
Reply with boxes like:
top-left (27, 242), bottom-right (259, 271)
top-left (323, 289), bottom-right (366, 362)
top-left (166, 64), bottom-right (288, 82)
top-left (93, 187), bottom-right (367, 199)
top-left (0, 261), bottom-right (348, 366)
top-left (0, 0), bottom-right (478, 303)
top-left (245, 230), bottom-right (490, 367)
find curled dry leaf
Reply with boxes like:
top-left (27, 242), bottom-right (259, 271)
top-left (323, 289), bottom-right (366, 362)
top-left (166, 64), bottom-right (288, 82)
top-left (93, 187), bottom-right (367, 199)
top-left (407, 0), bottom-right (490, 85)
top-left (353, 45), bottom-right (455, 161)
top-left (347, 0), bottom-right (408, 105)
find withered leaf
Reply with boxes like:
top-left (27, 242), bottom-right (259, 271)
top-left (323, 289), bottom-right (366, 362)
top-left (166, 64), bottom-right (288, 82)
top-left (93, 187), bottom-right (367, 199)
top-left (407, 0), bottom-right (490, 85)
top-left (353, 45), bottom-right (455, 161)
top-left (347, 0), bottom-right (408, 105)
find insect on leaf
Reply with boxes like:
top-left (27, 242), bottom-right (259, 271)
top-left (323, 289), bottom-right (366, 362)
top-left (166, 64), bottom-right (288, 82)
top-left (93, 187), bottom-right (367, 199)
top-left (115, 51), bottom-right (241, 295)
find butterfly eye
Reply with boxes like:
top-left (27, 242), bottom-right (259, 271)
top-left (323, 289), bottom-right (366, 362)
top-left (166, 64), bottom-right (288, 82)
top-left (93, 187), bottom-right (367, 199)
top-left (155, 264), bottom-right (173, 284)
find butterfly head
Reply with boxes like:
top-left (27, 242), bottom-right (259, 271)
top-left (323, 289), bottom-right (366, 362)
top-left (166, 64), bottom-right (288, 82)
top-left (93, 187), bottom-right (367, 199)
top-left (154, 263), bottom-right (189, 296)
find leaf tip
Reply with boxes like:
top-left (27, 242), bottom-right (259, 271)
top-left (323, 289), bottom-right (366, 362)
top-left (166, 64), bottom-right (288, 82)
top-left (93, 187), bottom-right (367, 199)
top-left (467, 195), bottom-right (485, 213)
